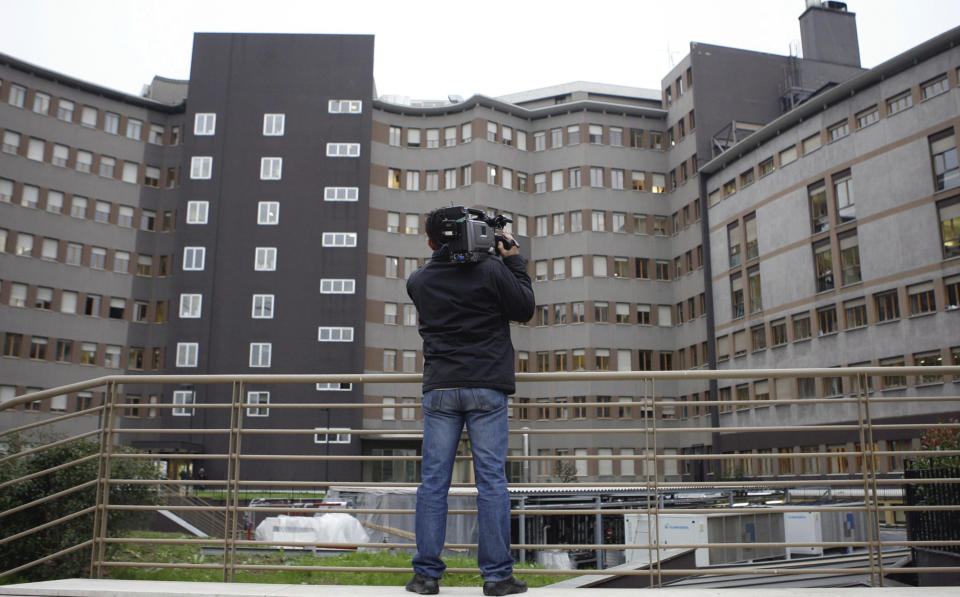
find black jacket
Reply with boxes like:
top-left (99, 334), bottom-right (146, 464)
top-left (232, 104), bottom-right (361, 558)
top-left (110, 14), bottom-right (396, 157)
top-left (406, 247), bottom-right (535, 394)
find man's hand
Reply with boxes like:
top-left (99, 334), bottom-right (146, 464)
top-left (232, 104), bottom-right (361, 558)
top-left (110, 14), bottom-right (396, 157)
top-left (497, 232), bottom-right (520, 258)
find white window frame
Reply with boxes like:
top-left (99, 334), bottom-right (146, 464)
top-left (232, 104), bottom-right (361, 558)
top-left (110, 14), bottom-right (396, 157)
top-left (252, 294), bottom-right (275, 319)
top-left (249, 342), bottom-right (272, 368)
top-left (194, 113), bottom-right (216, 136)
top-left (257, 201), bottom-right (280, 225)
top-left (179, 294), bottom-right (202, 319)
top-left (172, 390), bottom-right (195, 416)
top-left (324, 187), bottom-right (359, 202)
top-left (246, 391), bottom-right (270, 417)
top-left (328, 100), bottom-right (362, 114)
top-left (317, 327), bottom-right (354, 342)
top-left (190, 156), bottom-right (212, 179)
top-left (254, 247), bottom-right (277, 271)
top-left (182, 247), bottom-right (206, 271)
top-left (325, 143), bottom-right (360, 157)
top-left (314, 428), bottom-right (352, 444)
top-left (260, 157), bottom-right (282, 180)
top-left (321, 232), bottom-right (357, 247)
top-left (175, 342), bottom-right (199, 368)
top-left (186, 201), bottom-right (209, 224)
top-left (316, 382), bottom-right (353, 391)
top-left (320, 279), bottom-right (356, 294)
top-left (263, 113), bottom-right (285, 136)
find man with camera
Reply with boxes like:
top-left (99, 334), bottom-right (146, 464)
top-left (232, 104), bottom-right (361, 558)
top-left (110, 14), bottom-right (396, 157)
top-left (404, 207), bottom-right (535, 596)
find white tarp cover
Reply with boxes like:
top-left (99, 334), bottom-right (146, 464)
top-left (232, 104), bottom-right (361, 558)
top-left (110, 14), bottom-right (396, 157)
top-left (255, 513), bottom-right (370, 546)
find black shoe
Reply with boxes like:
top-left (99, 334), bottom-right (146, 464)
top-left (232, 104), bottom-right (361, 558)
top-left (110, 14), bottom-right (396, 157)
top-left (406, 573), bottom-right (440, 595)
top-left (483, 576), bottom-right (527, 596)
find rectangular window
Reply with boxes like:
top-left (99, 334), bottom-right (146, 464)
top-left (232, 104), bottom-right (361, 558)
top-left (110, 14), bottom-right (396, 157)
top-left (175, 342), bottom-right (198, 367)
top-left (748, 266), bottom-right (762, 314)
top-left (813, 240), bottom-right (834, 292)
top-left (793, 313), bottom-right (812, 341)
top-left (246, 391), bottom-right (270, 417)
top-left (40, 237), bottom-right (57, 260)
top-left (651, 173), bottom-right (665, 193)
top-left (730, 272), bottom-right (744, 319)
top-left (255, 247), bottom-right (277, 271)
top-left (252, 294), bottom-right (274, 319)
top-left (57, 99), bottom-right (74, 121)
top-left (317, 327), bottom-right (354, 342)
top-left (182, 247), bottom-right (206, 271)
top-left (320, 279), bottom-right (356, 294)
top-left (314, 428), bottom-right (352, 444)
top-left (326, 143), bottom-right (360, 157)
top-left (126, 118), bottom-right (142, 139)
top-left (880, 356), bottom-right (907, 389)
top-left (194, 113), bottom-right (216, 135)
top-left (260, 157), bottom-right (282, 180)
top-left (828, 119), bottom-right (849, 142)
top-left (249, 343), bottom-right (272, 367)
top-left (874, 290), bottom-right (900, 322)
top-left (322, 186), bottom-right (358, 202)
top-left (946, 274), bottom-right (960, 309)
top-left (930, 129), bottom-right (959, 192)
top-left (856, 105), bottom-right (879, 129)
top-left (744, 213), bottom-right (758, 260)
top-left (817, 305), bottom-right (838, 335)
top-left (186, 200), bottom-right (209, 224)
top-left (179, 294), bottom-right (202, 318)
top-left (802, 133), bottom-right (822, 155)
top-left (839, 232), bottom-right (861, 285)
top-left (834, 171), bottom-right (856, 222)
top-left (259, 113), bottom-right (286, 137)
top-left (887, 89), bottom-right (913, 114)
top-left (809, 181), bottom-right (828, 233)
top-left (257, 201), bottom-right (279, 225)
top-left (103, 112), bottom-right (120, 134)
top-left (844, 297), bottom-right (867, 329)
top-left (328, 100), bottom-right (361, 114)
top-left (321, 232), bottom-right (357, 247)
top-left (921, 73), bottom-right (948, 99)
top-left (908, 281), bottom-right (936, 315)
top-left (190, 156), bottom-right (212, 179)
top-left (590, 167), bottom-right (604, 188)
top-left (939, 196), bottom-right (960, 258)
top-left (172, 390), bottom-right (195, 416)
top-left (727, 221), bottom-right (741, 268)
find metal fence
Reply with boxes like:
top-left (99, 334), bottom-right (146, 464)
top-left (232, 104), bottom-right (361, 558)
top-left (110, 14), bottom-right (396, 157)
top-left (1, 367), bottom-right (959, 588)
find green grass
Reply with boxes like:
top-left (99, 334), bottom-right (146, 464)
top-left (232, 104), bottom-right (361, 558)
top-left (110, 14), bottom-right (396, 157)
top-left (105, 532), bottom-right (575, 587)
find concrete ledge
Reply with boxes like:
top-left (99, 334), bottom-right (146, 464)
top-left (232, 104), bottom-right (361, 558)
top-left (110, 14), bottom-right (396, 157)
top-left (0, 579), bottom-right (958, 597)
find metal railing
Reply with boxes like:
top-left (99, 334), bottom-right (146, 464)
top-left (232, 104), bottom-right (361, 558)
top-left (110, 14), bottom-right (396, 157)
top-left (1, 367), bottom-right (959, 588)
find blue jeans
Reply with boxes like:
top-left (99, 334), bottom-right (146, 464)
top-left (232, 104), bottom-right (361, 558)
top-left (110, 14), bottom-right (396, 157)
top-left (413, 388), bottom-right (513, 581)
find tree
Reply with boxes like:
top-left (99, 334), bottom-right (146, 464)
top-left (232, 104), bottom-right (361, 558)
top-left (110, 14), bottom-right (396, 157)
top-left (911, 417), bottom-right (960, 470)
top-left (0, 435), bottom-right (159, 582)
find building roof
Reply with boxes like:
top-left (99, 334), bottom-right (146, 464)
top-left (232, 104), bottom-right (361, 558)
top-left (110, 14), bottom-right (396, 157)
top-left (495, 81), bottom-right (661, 104)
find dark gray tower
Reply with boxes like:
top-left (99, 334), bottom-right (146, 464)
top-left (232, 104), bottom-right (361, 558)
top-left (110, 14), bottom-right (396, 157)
top-left (799, 1), bottom-right (861, 66)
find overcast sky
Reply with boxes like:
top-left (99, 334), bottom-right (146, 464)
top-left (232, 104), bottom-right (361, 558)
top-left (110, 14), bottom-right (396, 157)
top-left (3, 0), bottom-right (959, 101)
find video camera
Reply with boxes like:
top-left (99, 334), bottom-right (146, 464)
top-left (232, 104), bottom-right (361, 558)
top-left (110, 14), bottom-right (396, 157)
top-left (434, 206), bottom-right (518, 263)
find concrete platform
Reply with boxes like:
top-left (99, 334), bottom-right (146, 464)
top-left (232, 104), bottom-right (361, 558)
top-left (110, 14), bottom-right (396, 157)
top-left (0, 580), bottom-right (958, 597)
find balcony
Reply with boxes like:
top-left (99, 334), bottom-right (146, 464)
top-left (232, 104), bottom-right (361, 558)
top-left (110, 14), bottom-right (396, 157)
top-left (1, 367), bottom-right (959, 593)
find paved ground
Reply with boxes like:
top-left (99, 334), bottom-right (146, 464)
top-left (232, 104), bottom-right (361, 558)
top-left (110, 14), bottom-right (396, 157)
top-left (0, 579), bottom-right (958, 597)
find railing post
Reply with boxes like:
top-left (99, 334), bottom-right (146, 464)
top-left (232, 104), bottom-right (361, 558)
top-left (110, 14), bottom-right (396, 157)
top-left (854, 372), bottom-right (884, 586)
top-left (89, 380), bottom-right (118, 578)
top-left (221, 380), bottom-right (245, 582)
top-left (643, 377), bottom-right (661, 588)
top-left (517, 496), bottom-right (526, 564)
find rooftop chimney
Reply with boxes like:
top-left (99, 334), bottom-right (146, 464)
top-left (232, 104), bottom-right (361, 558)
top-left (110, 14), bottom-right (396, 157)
top-left (799, 1), bottom-right (861, 67)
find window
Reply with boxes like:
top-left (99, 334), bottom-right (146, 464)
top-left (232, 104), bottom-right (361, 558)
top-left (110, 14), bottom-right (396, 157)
top-left (179, 294), bottom-right (202, 318)
top-left (403, 304), bottom-right (417, 326)
top-left (874, 290), bottom-right (900, 322)
top-left (113, 250), bottom-right (130, 273)
top-left (839, 232), bottom-right (861, 285)
top-left (126, 118), bottom-right (142, 139)
top-left (404, 258), bottom-right (418, 279)
top-left (103, 112), bottom-right (120, 134)
top-left (535, 261), bottom-right (547, 282)
top-left (921, 73), bottom-right (948, 100)
top-left (384, 302), bottom-right (398, 325)
top-left (317, 327), bottom-right (354, 342)
top-left (388, 126), bottom-right (402, 147)
top-left (182, 247), bottom-right (206, 271)
top-left (570, 256), bottom-right (583, 278)
top-left (740, 168), bottom-right (755, 188)
top-left (769, 319), bottom-right (786, 346)
top-left (461, 165), bottom-right (472, 186)
top-left (730, 273), bottom-right (744, 318)
top-left (246, 391), bottom-right (270, 417)
top-left (748, 266), bottom-right (762, 313)
top-left (915, 351), bottom-right (944, 384)
top-left (88, 246), bottom-right (106, 269)
top-left (727, 221), bottom-right (741, 268)
top-left (257, 201), bottom-right (280, 225)
top-left (26, 137), bottom-right (44, 162)
top-left (828, 119), bottom-right (849, 142)
top-left (328, 99), bottom-right (361, 114)
top-left (802, 133), bottom-right (822, 155)
top-left (880, 356), bottom-right (907, 389)
top-left (172, 390), bottom-right (195, 416)
top-left (844, 297), bottom-right (867, 329)
top-left (590, 167), bottom-right (604, 188)
top-left (321, 232), bottom-right (357, 247)
top-left (190, 156), bottom-right (212, 179)
top-left (320, 279), bottom-right (355, 294)
top-left (908, 282), bottom-right (936, 315)
top-left (571, 302), bottom-right (585, 324)
top-left (252, 294), bottom-right (274, 319)
top-left (57, 99), bottom-right (74, 121)
top-left (744, 213), bottom-right (758, 260)
top-left (549, 127), bottom-right (562, 148)
top-left (194, 113), bottom-right (216, 135)
top-left (833, 171), bottom-right (856, 222)
top-left (260, 157), bottom-right (282, 180)
top-left (817, 305), bottom-right (838, 335)
top-left (425, 170), bottom-right (439, 191)
top-left (930, 129), bottom-right (959, 192)
top-left (501, 125), bottom-right (514, 145)
top-left (793, 312), bottom-right (812, 341)
top-left (886, 90), bottom-right (913, 114)
top-left (593, 256), bottom-right (608, 278)
top-left (326, 143), bottom-right (360, 157)
top-left (314, 427), bottom-right (352, 444)
top-left (322, 186), bottom-right (359, 203)
top-left (939, 196), bottom-right (960, 258)
top-left (443, 126), bottom-right (456, 147)
top-left (813, 240), bottom-right (834, 292)
top-left (534, 216), bottom-right (547, 237)
top-left (249, 343), bottom-right (272, 367)
top-left (461, 122), bottom-right (472, 143)
top-left (402, 350), bottom-right (417, 372)
top-left (175, 343), bottom-right (198, 367)
top-left (185, 201), bottom-right (209, 225)
top-left (856, 105), bottom-right (879, 129)
top-left (610, 169), bottom-right (624, 190)
top-left (254, 247), bottom-right (277, 271)
top-left (809, 182), bottom-right (828, 233)
top-left (385, 256), bottom-right (399, 278)
top-left (34, 287), bottom-right (52, 310)
top-left (258, 113), bottom-right (286, 137)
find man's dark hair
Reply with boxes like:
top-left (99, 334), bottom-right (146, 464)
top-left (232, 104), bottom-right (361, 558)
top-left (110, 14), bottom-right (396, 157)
top-left (425, 208), bottom-right (445, 246)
